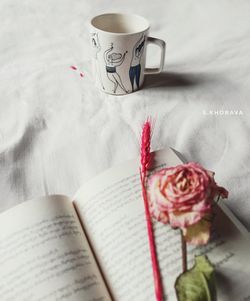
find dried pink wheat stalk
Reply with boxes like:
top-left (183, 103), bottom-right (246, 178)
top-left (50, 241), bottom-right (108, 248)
top-left (140, 119), bottom-right (163, 301)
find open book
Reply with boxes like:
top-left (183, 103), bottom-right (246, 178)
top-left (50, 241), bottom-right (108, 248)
top-left (1, 148), bottom-right (250, 301)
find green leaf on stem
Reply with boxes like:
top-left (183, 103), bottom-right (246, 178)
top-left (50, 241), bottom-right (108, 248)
top-left (175, 255), bottom-right (216, 301)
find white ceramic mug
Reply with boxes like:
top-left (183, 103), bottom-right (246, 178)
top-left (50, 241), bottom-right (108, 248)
top-left (89, 13), bottom-right (166, 95)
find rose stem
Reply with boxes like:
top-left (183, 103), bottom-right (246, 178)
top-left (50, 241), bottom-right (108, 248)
top-left (181, 230), bottom-right (187, 273)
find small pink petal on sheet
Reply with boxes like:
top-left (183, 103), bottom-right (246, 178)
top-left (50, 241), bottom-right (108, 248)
top-left (70, 66), bottom-right (85, 79)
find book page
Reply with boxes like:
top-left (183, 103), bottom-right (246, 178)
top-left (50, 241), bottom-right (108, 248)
top-left (0, 195), bottom-right (112, 301)
top-left (74, 148), bottom-right (250, 301)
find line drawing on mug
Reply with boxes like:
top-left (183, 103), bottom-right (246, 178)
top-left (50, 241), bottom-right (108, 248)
top-left (91, 33), bottom-right (105, 90)
top-left (129, 35), bottom-right (146, 91)
top-left (103, 43), bottom-right (128, 94)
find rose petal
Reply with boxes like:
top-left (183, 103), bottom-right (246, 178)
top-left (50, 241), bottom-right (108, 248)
top-left (182, 218), bottom-right (211, 245)
top-left (149, 201), bottom-right (169, 224)
top-left (217, 186), bottom-right (229, 199)
top-left (169, 210), bottom-right (205, 228)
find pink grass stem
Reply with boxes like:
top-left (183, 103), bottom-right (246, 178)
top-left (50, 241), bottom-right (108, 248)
top-left (140, 170), bottom-right (163, 301)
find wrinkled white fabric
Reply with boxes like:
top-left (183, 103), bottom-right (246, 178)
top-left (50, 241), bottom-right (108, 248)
top-left (0, 0), bottom-right (249, 228)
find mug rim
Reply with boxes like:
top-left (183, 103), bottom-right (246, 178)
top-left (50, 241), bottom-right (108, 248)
top-left (90, 13), bottom-right (150, 35)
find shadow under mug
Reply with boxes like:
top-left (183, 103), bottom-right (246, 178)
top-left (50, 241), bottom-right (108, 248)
top-left (89, 13), bottom-right (166, 95)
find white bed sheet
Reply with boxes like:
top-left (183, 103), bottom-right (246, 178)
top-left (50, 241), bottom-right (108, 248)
top-left (0, 0), bottom-right (250, 228)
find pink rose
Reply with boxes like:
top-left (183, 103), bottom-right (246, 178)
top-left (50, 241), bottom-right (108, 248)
top-left (147, 162), bottom-right (228, 245)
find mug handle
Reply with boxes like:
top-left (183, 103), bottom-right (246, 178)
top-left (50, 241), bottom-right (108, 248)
top-left (144, 37), bottom-right (166, 74)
